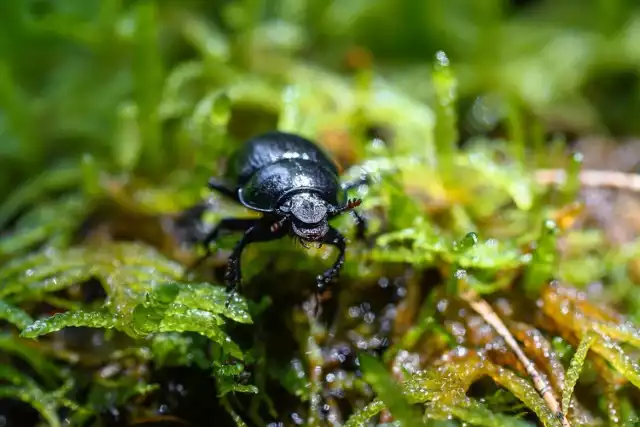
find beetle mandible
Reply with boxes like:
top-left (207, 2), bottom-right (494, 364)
top-left (192, 131), bottom-right (368, 299)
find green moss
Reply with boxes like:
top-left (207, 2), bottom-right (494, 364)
top-left (0, 366), bottom-right (80, 427)
top-left (358, 352), bottom-right (425, 426)
top-left (0, 300), bottom-right (33, 329)
top-left (10, 243), bottom-right (251, 360)
top-left (523, 220), bottom-right (559, 296)
top-left (562, 332), bottom-right (597, 416)
top-left (2, 1), bottom-right (640, 426)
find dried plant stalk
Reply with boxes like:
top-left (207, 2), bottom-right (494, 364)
top-left (459, 290), bottom-right (571, 427)
top-left (536, 169), bottom-right (640, 192)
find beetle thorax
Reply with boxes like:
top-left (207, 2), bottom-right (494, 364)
top-left (287, 192), bottom-right (329, 241)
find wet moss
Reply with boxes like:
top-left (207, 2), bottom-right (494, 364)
top-left (3, 1), bottom-right (640, 426)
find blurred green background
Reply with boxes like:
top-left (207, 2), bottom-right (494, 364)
top-left (2, 0), bottom-right (640, 203)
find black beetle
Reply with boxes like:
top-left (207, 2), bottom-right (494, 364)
top-left (192, 131), bottom-right (368, 300)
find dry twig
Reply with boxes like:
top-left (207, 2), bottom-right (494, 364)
top-left (460, 289), bottom-right (571, 427)
top-left (536, 169), bottom-right (640, 192)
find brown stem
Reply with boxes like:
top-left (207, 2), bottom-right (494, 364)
top-left (460, 290), bottom-right (571, 427)
top-left (536, 169), bottom-right (640, 192)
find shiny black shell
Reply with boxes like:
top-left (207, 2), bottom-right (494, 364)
top-left (226, 132), bottom-right (346, 212)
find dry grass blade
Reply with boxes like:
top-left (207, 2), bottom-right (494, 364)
top-left (536, 169), bottom-right (640, 192)
top-left (459, 290), bottom-right (570, 427)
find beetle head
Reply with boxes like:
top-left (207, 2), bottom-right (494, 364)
top-left (280, 192), bottom-right (329, 242)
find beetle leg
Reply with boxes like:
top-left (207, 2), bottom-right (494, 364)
top-left (315, 226), bottom-right (346, 295)
top-left (188, 218), bottom-right (258, 273)
top-left (224, 220), bottom-right (288, 303)
top-left (172, 201), bottom-right (211, 245)
top-left (350, 209), bottom-right (367, 241)
top-left (207, 177), bottom-right (239, 202)
top-left (327, 199), bottom-right (367, 241)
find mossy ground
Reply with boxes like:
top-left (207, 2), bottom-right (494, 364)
top-left (3, 1), bottom-right (640, 426)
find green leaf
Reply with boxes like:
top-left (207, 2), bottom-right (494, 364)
top-left (0, 299), bottom-right (33, 329)
top-left (562, 331), bottom-right (597, 415)
top-left (220, 395), bottom-right (250, 427)
top-left (133, 0), bottom-right (163, 173)
top-left (455, 146), bottom-right (535, 211)
top-left (67, 376), bottom-right (158, 425)
top-left (0, 366), bottom-right (78, 427)
top-left (358, 352), bottom-right (425, 426)
top-left (178, 10), bottom-right (230, 62)
top-left (174, 282), bottom-right (252, 324)
top-left (21, 310), bottom-right (117, 338)
top-left (344, 399), bottom-right (386, 427)
top-left (80, 152), bottom-right (101, 196)
top-left (524, 220), bottom-right (559, 295)
top-left (394, 354), bottom-right (560, 427)
top-left (150, 332), bottom-right (210, 369)
top-left (426, 398), bottom-right (534, 427)
top-left (432, 50), bottom-right (458, 174)
top-left (371, 218), bottom-right (444, 266)
top-left (6, 242), bottom-right (251, 361)
top-left (2, 266), bottom-right (94, 301)
top-left (0, 386), bottom-right (60, 427)
top-left (273, 357), bottom-right (310, 401)
top-left (217, 382), bottom-right (259, 397)
top-left (113, 101), bottom-right (142, 172)
top-left (0, 61), bottom-right (38, 165)
top-left (0, 333), bottom-right (61, 387)
top-left (0, 163), bottom-right (81, 228)
top-left (0, 194), bottom-right (89, 256)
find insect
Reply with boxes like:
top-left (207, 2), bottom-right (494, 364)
top-left (192, 131), bottom-right (368, 301)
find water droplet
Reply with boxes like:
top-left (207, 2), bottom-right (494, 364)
top-left (348, 306), bottom-right (361, 318)
top-left (437, 299), bottom-right (449, 313)
top-left (363, 312), bottom-right (375, 324)
top-left (435, 50), bottom-right (450, 67)
top-left (291, 413), bottom-right (304, 425)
